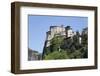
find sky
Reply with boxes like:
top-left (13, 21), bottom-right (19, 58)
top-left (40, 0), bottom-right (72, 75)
top-left (28, 15), bottom-right (88, 53)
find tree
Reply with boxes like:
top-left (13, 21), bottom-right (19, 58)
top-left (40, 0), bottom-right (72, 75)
top-left (50, 35), bottom-right (64, 52)
top-left (69, 49), bottom-right (82, 58)
top-left (81, 34), bottom-right (87, 45)
top-left (60, 38), bottom-right (73, 50)
top-left (81, 28), bottom-right (88, 45)
top-left (44, 50), bottom-right (69, 60)
top-left (80, 45), bottom-right (88, 58)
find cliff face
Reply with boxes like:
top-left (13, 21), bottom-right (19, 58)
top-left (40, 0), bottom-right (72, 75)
top-left (28, 48), bottom-right (42, 61)
top-left (42, 25), bottom-right (88, 60)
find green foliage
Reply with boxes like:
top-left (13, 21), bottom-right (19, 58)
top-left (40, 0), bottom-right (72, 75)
top-left (44, 50), bottom-right (69, 60)
top-left (81, 34), bottom-right (87, 45)
top-left (70, 49), bottom-right (83, 58)
top-left (80, 45), bottom-right (88, 58)
top-left (50, 36), bottom-right (64, 52)
top-left (44, 47), bottom-right (50, 55)
top-left (51, 35), bottom-right (64, 45)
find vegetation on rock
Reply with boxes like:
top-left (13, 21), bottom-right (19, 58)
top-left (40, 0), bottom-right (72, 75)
top-left (43, 28), bottom-right (88, 60)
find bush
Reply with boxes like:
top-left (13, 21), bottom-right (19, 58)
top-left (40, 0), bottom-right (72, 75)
top-left (44, 50), bottom-right (69, 60)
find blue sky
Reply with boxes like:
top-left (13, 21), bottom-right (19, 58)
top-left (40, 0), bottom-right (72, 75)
top-left (28, 15), bottom-right (88, 53)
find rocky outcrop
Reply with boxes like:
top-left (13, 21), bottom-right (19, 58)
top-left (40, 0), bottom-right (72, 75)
top-left (42, 25), bottom-right (88, 59)
top-left (43, 25), bottom-right (78, 49)
top-left (28, 48), bottom-right (42, 61)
